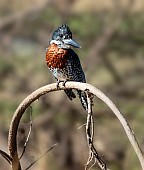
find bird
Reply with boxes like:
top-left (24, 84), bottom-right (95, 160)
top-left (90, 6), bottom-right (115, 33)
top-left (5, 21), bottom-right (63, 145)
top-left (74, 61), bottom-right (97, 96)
top-left (46, 24), bottom-right (88, 110)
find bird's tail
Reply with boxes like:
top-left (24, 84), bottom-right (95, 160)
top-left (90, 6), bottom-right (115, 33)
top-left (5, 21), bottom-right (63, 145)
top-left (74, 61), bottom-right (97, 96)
top-left (77, 90), bottom-right (88, 110)
top-left (64, 89), bottom-right (76, 100)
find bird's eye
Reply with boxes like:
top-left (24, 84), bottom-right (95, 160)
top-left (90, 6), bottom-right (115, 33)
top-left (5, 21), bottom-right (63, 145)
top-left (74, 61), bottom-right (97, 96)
top-left (59, 34), bottom-right (63, 38)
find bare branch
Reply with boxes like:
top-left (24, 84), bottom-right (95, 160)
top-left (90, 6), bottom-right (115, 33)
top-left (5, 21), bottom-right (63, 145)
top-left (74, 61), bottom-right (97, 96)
top-left (85, 91), bottom-right (107, 170)
top-left (19, 106), bottom-right (33, 160)
top-left (12, 152), bottom-right (21, 170)
top-left (78, 123), bottom-right (86, 130)
top-left (8, 82), bottom-right (144, 169)
top-left (0, 150), bottom-right (12, 164)
top-left (25, 143), bottom-right (58, 170)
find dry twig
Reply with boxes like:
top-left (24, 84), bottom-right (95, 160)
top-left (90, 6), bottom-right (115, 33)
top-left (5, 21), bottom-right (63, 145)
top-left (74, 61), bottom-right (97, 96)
top-left (25, 143), bottom-right (58, 170)
top-left (85, 90), bottom-right (107, 170)
top-left (0, 150), bottom-right (12, 164)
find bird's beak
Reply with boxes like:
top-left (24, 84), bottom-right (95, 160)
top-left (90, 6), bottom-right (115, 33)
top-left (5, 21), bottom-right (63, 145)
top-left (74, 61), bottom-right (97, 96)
top-left (63, 39), bottom-right (81, 48)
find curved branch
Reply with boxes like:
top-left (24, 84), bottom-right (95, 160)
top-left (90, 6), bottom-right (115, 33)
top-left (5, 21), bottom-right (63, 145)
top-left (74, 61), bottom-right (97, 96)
top-left (8, 82), bottom-right (144, 169)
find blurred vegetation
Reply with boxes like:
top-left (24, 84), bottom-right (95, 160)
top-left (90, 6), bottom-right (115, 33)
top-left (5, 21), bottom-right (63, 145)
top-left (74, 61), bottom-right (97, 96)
top-left (0, 0), bottom-right (144, 170)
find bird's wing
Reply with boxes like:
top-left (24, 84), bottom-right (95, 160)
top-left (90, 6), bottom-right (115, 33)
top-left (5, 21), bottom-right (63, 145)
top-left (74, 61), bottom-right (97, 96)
top-left (66, 49), bottom-right (86, 83)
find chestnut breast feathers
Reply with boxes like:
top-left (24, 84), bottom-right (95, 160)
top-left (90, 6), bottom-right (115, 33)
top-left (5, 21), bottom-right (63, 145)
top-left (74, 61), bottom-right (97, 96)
top-left (46, 44), bottom-right (68, 69)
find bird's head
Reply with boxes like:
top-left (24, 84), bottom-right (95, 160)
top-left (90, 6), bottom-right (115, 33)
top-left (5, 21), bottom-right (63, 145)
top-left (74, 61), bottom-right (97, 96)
top-left (50, 24), bottom-right (81, 49)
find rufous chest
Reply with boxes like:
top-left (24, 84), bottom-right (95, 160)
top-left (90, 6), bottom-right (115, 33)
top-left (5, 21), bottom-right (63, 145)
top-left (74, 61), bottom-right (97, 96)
top-left (46, 44), bottom-right (69, 69)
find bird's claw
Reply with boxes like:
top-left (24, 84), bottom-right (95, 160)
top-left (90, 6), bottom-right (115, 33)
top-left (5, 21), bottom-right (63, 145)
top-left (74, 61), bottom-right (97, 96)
top-left (57, 80), bottom-right (60, 89)
top-left (62, 80), bottom-right (67, 87)
top-left (57, 80), bottom-right (67, 89)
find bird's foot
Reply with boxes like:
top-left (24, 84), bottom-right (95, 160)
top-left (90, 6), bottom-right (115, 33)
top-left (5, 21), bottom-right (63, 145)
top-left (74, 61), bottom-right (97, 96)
top-left (62, 80), bottom-right (67, 87)
top-left (56, 80), bottom-right (61, 89)
top-left (57, 80), bottom-right (67, 89)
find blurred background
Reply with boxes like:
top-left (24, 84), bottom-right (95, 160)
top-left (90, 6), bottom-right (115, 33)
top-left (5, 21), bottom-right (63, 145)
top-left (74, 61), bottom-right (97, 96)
top-left (0, 0), bottom-right (144, 169)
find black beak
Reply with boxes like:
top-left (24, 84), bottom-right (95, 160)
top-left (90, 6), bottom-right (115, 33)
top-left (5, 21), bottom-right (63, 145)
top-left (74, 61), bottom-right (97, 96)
top-left (63, 39), bottom-right (81, 48)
